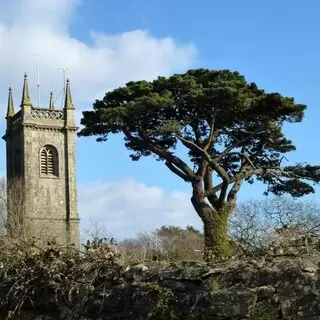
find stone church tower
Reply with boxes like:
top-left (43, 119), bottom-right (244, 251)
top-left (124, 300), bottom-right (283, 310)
top-left (2, 74), bottom-right (80, 249)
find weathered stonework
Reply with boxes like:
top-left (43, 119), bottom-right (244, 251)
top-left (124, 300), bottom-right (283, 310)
top-left (2, 74), bottom-right (80, 249)
top-left (1, 238), bottom-right (320, 319)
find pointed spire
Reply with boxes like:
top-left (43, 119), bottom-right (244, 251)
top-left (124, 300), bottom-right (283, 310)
top-left (6, 87), bottom-right (15, 118)
top-left (64, 79), bottom-right (74, 109)
top-left (49, 91), bottom-right (54, 109)
top-left (21, 73), bottom-right (32, 108)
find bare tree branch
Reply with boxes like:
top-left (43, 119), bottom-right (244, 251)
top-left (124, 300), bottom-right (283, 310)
top-left (189, 123), bottom-right (203, 146)
top-left (165, 161), bottom-right (190, 182)
top-left (203, 110), bottom-right (218, 150)
top-left (123, 127), bottom-right (199, 182)
top-left (203, 166), bottom-right (219, 206)
top-left (174, 134), bottom-right (230, 183)
top-left (205, 166), bottom-right (302, 198)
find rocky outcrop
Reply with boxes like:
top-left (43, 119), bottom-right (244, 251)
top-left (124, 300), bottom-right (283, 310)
top-left (1, 236), bottom-right (320, 319)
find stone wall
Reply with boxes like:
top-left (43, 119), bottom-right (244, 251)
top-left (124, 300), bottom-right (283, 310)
top-left (1, 247), bottom-right (320, 320)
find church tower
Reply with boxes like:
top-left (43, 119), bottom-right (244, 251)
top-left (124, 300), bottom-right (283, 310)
top-left (2, 74), bottom-right (80, 249)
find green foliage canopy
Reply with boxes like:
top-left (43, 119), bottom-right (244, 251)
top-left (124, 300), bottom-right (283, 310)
top-left (79, 69), bottom-right (320, 201)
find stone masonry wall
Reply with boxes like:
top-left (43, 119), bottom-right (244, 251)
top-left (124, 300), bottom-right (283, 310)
top-left (1, 246), bottom-right (320, 320)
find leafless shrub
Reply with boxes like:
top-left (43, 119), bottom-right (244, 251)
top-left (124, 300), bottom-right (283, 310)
top-left (229, 200), bottom-right (272, 250)
top-left (229, 196), bottom-right (320, 252)
top-left (0, 176), bottom-right (26, 238)
top-left (262, 196), bottom-right (320, 235)
top-left (116, 237), bottom-right (148, 264)
top-left (82, 218), bottom-right (115, 243)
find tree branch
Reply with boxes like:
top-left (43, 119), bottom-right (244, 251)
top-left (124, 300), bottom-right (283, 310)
top-left (226, 146), bottom-right (249, 204)
top-left (218, 181), bottom-right (229, 207)
top-left (205, 165), bottom-right (304, 198)
top-left (201, 112), bottom-right (218, 150)
top-left (175, 126), bottom-right (263, 207)
top-left (221, 151), bottom-right (257, 169)
top-left (190, 123), bottom-right (203, 146)
top-left (165, 161), bottom-right (190, 182)
top-left (175, 134), bottom-right (230, 183)
top-left (203, 165), bottom-right (219, 206)
top-left (227, 180), bottom-right (243, 205)
top-left (203, 165), bottom-right (213, 190)
top-left (123, 127), bottom-right (199, 182)
top-left (218, 126), bottom-right (269, 161)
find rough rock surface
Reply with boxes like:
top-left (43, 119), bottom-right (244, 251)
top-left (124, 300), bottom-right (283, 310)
top-left (1, 236), bottom-right (320, 319)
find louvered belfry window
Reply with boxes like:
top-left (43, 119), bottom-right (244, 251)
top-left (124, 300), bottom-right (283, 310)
top-left (40, 146), bottom-right (58, 177)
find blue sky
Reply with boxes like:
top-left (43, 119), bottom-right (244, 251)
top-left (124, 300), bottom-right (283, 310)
top-left (0, 0), bottom-right (319, 238)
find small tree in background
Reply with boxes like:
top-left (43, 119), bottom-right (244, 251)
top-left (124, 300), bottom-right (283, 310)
top-left (118, 225), bottom-right (204, 263)
top-left (228, 199), bottom-right (271, 250)
top-left (229, 196), bottom-right (320, 250)
top-left (79, 68), bottom-right (320, 261)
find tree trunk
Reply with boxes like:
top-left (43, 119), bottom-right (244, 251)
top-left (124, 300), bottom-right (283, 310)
top-left (191, 183), bottom-right (233, 262)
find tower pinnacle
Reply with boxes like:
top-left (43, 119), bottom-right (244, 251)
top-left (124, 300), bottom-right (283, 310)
top-left (6, 87), bottom-right (15, 118)
top-left (64, 79), bottom-right (74, 110)
top-left (49, 91), bottom-right (54, 110)
top-left (21, 73), bottom-right (32, 108)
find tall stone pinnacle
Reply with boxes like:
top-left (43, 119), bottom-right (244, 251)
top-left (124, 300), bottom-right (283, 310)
top-left (6, 87), bottom-right (15, 118)
top-left (49, 91), bottom-right (54, 110)
top-left (64, 79), bottom-right (74, 110)
top-left (21, 73), bottom-right (32, 108)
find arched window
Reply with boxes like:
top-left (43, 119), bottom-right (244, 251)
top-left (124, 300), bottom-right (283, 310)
top-left (40, 145), bottom-right (59, 177)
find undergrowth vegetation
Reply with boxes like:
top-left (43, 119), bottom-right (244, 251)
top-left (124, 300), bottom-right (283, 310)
top-left (0, 220), bottom-right (319, 319)
top-left (0, 237), bottom-right (121, 319)
top-left (0, 195), bottom-right (319, 318)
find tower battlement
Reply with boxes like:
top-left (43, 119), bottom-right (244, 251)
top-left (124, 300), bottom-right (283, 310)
top-left (3, 73), bottom-right (80, 249)
top-left (4, 74), bottom-right (77, 138)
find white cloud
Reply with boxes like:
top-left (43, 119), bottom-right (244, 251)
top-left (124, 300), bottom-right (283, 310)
top-left (0, 0), bottom-right (198, 238)
top-left (0, 0), bottom-right (196, 115)
top-left (78, 180), bottom-right (202, 240)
